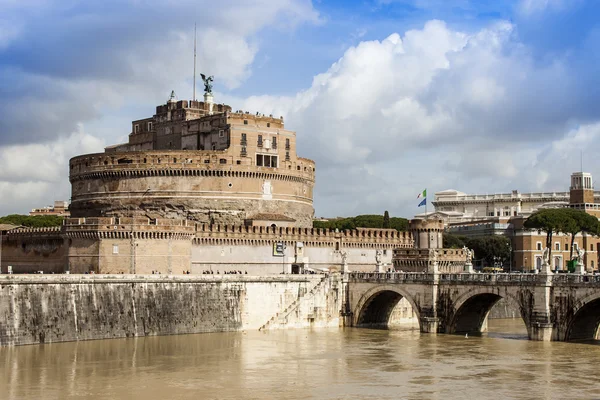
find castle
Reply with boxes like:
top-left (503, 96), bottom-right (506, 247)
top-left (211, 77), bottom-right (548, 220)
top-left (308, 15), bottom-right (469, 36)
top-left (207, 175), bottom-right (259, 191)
top-left (2, 87), bottom-right (459, 275)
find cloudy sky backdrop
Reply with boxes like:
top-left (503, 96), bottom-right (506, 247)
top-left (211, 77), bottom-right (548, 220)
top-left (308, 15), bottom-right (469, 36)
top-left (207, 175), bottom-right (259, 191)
top-left (1, 0), bottom-right (599, 218)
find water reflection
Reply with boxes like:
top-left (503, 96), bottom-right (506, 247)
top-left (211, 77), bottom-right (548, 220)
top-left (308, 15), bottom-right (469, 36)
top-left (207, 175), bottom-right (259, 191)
top-left (2, 320), bottom-right (600, 400)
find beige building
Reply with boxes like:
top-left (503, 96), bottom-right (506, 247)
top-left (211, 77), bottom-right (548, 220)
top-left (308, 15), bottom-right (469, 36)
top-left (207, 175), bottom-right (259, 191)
top-left (69, 92), bottom-right (315, 227)
top-left (29, 201), bottom-right (70, 217)
top-left (446, 172), bottom-right (600, 272)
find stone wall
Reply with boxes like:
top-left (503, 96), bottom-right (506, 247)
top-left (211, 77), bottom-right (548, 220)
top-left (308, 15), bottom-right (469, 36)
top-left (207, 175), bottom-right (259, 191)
top-left (0, 274), bottom-right (343, 346)
top-left (68, 150), bottom-right (315, 227)
top-left (1, 229), bottom-right (67, 274)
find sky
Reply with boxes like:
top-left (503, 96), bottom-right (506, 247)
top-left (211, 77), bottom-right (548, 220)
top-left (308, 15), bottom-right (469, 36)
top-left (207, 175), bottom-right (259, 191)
top-left (1, 0), bottom-right (600, 219)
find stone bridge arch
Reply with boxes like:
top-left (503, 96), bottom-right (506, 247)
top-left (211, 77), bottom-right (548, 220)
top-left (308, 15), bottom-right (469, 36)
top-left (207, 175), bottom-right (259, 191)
top-left (352, 284), bottom-right (422, 329)
top-left (440, 287), bottom-right (531, 337)
top-left (563, 292), bottom-right (600, 342)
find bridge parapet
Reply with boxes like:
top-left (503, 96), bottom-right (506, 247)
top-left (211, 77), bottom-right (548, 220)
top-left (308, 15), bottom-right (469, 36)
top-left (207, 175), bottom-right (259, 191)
top-left (439, 273), bottom-right (546, 285)
top-left (552, 274), bottom-right (600, 285)
top-left (349, 272), bottom-right (434, 283)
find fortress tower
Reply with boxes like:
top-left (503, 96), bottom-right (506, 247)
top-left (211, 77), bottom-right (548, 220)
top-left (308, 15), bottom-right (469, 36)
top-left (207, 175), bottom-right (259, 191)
top-left (409, 218), bottom-right (444, 249)
top-left (69, 91), bottom-right (315, 227)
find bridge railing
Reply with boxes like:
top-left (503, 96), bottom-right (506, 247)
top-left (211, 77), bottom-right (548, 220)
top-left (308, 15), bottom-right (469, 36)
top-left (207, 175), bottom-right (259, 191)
top-left (552, 274), bottom-right (600, 284)
top-left (439, 273), bottom-right (542, 283)
top-left (349, 272), bottom-right (434, 283)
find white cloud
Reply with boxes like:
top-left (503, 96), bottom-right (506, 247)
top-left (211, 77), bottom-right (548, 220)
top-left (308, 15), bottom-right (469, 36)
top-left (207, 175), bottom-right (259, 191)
top-left (235, 19), bottom-right (600, 218)
top-left (0, 127), bottom-right (105, 215)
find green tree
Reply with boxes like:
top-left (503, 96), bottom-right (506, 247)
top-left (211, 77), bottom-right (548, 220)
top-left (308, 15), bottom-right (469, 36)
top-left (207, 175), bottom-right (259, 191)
top-left (389, 217), bottom-right (409, 232)
top-left (312, 214), bottom-right (409, 232)
top-left (524, 209), bottom-right (570, 264)
top-left (0, 214), bottom-right (64, 227)
top-left (466, 236), bottom-right (511, 267)
top-left (383, 211), bottom-right (390, 229)
top-left (443, 233), bottom-right (468, 249)
top-left (560, 209), bottom-right (599, 260)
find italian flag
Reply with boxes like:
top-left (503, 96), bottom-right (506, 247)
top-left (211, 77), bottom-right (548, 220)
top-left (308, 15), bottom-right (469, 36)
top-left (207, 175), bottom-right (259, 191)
top-left (417, 189), bottom-right (427, 199)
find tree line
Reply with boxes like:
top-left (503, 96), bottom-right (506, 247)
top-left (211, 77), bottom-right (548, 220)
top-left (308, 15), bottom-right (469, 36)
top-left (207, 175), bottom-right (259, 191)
top-left (313, 211), bottom-right (409, 232)
top-left (444, 233), bottom-right (511, 267)
top-left (523, 208), bottom-right (599, 263)
top-left (0, 214), bottom-right (64, 228)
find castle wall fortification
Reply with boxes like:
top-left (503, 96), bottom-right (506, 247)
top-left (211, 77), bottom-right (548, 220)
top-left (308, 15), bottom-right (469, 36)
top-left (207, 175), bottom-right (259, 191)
top-left (69, 150), bottom-right (315, 227)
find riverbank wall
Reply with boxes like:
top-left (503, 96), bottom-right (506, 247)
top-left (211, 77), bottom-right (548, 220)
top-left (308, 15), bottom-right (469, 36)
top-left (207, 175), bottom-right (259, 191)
top-left (0, 274), bottom-right (343, 346)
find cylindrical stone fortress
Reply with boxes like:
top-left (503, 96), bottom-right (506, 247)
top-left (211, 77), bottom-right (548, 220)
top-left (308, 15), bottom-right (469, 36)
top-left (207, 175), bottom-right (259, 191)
top-left (69, 150), bottom-right (315, 227)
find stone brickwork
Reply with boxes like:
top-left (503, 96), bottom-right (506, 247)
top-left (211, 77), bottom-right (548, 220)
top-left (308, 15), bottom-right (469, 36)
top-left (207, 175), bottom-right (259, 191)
top-left (1, 219), bottom-right (413, 275)
top-left (70, 96), bottom-right (316, 228)
top-left (0, 274), bottom-right (342, 346)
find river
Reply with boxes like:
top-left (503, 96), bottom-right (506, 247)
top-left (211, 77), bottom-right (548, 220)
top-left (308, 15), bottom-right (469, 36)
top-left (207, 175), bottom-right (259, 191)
top-left (1, 319), bottom-right (599, 399)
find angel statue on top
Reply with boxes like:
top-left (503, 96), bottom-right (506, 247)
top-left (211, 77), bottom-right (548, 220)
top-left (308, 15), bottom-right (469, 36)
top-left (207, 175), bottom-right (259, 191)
top-left (200, 73), bottom-right (214, 94)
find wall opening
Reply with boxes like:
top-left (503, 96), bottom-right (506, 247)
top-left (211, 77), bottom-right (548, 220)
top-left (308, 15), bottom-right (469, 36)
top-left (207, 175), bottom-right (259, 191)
top-left (357, 290), bottom-right (419, 330)
top-left (567, 298), bottom-right (600, 342)
top-left (450, 293), bottom-right (527, 338)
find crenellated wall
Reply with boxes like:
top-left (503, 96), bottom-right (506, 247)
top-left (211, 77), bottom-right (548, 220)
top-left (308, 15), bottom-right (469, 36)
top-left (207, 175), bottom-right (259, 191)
top-left (2, 219), bottom-right (413, 275)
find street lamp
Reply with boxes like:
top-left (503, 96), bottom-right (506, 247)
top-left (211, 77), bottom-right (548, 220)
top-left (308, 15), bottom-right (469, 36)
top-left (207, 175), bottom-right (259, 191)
top-left (508, 242), bottom-right (512, 273)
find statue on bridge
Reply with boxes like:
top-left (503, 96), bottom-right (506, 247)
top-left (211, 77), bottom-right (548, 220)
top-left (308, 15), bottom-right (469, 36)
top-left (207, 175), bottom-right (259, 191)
top-left (542, 247), bottom-right (550, 266)
top-left (375, 250), bottom-right (382, 265)
top-left (576, 246), bottom-right (586, 262)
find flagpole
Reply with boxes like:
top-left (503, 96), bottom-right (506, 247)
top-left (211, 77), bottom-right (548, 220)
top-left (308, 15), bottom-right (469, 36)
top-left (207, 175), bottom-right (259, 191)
top-left (425, 188), bottom-right (428, 216)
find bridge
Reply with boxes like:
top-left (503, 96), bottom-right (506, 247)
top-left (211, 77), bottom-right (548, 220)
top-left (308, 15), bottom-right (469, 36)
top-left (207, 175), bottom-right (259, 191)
top-left (345, 272), bottom-right (600, 341)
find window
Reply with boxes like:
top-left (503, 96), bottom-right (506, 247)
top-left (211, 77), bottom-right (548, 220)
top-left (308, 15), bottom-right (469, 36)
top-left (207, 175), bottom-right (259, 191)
top-left (555, 243), bottom-right (560, 251)
top-left (147, 122), bottom-right (153, 131)
top-left (256, 154), bottom-right (278, 168)
top-left (285, 138), bottom-right (290, 150)
top-left (219, 159), bottom-right (227, 164)
top-left (112, 245), bottom-right (119, 254)
top-left (236, 160), bottom-right (241, 165)
top-left (565, 243), bottom-right (569, 251)
top-left (591, 244), bottom-right (594, 251)
top-left (537, 242), bottom-right (542, 251)
top-left (285, 151), bottom-right (290, 161)
top-left (219, 129), bottom-right (224, 137)
top-left (272, 137), bottom-right (277, 149)
top-left (134, 124), bottom-right (139, 133)
top-left (204, 159), bottom-right (210, 164)
top-left (241, 133), bottom-right (247, 145)
top-left (258, 135), bottom-right (263, 147)
top-left (241, 146), bottom-right (247, 156)
top-left (267, 122), bottom-right (271, 127)
top-left (244, 120), bottom-right (248, 125)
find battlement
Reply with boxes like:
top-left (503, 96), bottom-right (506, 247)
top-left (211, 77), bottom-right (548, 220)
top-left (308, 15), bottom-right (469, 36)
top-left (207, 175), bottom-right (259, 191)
top-left (409, 219), bottom-right (444, 231)
top-left (227, 111), bottom-right (285, 128)
top-left (62, 217), bottom-right (196, 240)
top-left (7, 226), bottom-right (63, 236)
top-left (195, 224), bottom-right (413, 247)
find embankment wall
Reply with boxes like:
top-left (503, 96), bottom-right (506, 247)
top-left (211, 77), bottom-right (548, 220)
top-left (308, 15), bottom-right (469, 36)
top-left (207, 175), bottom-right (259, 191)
top-left (0, 274), bottom-right (342, 346)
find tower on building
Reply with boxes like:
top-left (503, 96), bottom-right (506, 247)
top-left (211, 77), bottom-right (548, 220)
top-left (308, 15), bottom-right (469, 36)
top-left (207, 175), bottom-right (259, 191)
top-left (569, 172), bottom-right (594, 205)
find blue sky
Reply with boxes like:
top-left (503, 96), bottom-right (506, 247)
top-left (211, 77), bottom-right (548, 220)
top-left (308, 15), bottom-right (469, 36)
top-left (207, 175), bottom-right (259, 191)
top-left (1, 0), bottom-right (600, 218)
